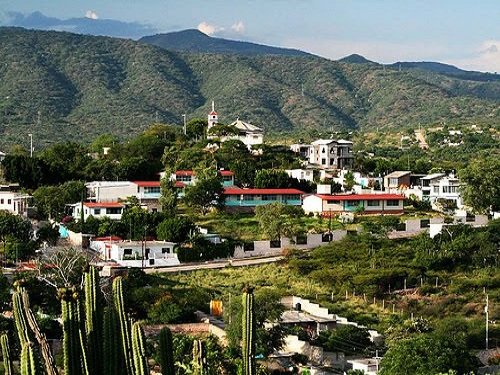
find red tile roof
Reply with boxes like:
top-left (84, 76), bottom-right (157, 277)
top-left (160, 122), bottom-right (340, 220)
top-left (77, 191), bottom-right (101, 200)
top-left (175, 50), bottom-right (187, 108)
top-left (84, 202), bottom-right (124, 208)
top-left (94, 236), bottom-right (123, 242)
top-left (175, 170), bottom-right (234, 177)
top-left (174, 181), bottom-right (186, 188)
top-left (224, 188), bottom-right (304, 195)
top-left (133, 181), bottom-right (160, 187)
top-left (316, 194), bottom-right (404, 201)
top-left (209, 111), bottom-right (218, 116)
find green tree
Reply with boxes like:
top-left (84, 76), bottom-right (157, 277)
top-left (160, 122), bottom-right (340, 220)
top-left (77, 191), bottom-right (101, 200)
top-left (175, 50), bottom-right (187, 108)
top-left (254, 169), bottom-right (291, 189)
top-left (186, 118), bottom-right (207, 140)
top-left (344, 171), bottom-right (356, 190)
top-left (380, 333), bottom-right (477, 375)
top-left (183, 175), bottom-right (224, 214)
top-left (157, 217), bottom-right (196, 243)
top-left (254, 203), bottom-right (304, 240)
top-left (315, 325), bottom-right (372, 356)
top-left (159, 176), bottom-right (178, 216)
top-left (460, 157), bottom-right (500, 212)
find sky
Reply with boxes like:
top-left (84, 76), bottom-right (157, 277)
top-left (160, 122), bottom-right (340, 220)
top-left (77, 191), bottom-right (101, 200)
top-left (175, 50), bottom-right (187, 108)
top-left (0, 0), bottom-right (499, 72)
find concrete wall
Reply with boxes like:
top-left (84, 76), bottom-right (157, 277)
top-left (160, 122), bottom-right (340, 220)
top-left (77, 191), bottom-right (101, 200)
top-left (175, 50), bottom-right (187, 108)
top-left (233, 230), bottom-right (347, 259)
top-left (283, 335), bottom-right (345, 368)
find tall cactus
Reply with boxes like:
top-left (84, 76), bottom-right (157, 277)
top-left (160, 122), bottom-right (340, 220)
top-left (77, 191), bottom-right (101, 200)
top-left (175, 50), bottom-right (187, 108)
top-left (12, 292), bottom-right (30, 346)
top-left (113, 276), bottom-right (134, 375)
top-left (131, 323), bottom-right (148, 375)
top-left (84, 267), bottom-right (102, 375)
top-left (20, 342), bottom-right (40, 375)
top-left (241, 287), bottom-right (256, 375)
top-left (1, 334), bottom-right (13, 375)
top-left (192, 339), bottom-right (205, 375)
top-left (103, 307), bottom-right (123, 375)
top-left (21, 290), bottom-right (58, 375)
top-left (158, 327), bottom-right (175, 375)
top-left (60, 287), bottom-right (87, 375)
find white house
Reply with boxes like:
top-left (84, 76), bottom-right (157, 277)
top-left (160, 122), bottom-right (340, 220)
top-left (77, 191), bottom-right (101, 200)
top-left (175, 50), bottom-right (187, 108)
top-left (308, 139), bottom-right (353, 169)
top-left (303, 193), bottom-right (404, 216)
top-left (0, 184), bottom-right (30, 216)
top-left (429, 174), bottom-right (462, 211)
top-left (285, 168), bottom-right (315, 182)
top-left (347, 358), bottom-right (379, 375)
top-left (290, 144), bottom-right (311, 159)
top-left (71, 202), bottom-right (125, 221)
top-left (90, 237), bottom-right (179, 268)
top-left (206, 102), bottom-right (264, 147)
top-left (86, 181), bottom-right (137, 202)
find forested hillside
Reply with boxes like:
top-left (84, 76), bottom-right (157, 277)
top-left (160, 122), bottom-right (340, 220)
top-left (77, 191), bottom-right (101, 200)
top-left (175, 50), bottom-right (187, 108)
top-left (0, 27), bottom-right (498, 147)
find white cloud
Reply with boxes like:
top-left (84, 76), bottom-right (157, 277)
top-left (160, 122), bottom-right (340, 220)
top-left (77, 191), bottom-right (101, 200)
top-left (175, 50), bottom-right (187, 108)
top-left (231, 21), bottom-right (245, 34)
top-left (85, 10), bottom-right (99, 20)
top-left (197, 21), bottom-right (224, 36)
top-left (449, 40), bottom-right (500, 73)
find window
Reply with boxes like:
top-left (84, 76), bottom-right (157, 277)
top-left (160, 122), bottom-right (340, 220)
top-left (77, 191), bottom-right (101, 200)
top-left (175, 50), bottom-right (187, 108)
top-left (283, 195), bottom-right (300, 201)
top-left (389, 178), bottom-right (399, 186)
top-left (177, 175), bottom-right (192, 182)
top-left (7, 199), bottom-right (11, 205)
top-left (149, 259), bottom-right (155, 265)
top-left (322, 233), bottom-right (333, 242)
top-left (243, 242), bottom-right (255, 252)
top-left (420, 219), bottom-right (430, 228)
top-left (330, 159), bottom-right (334, 165)
top-left (296, 235), bottom-right (307, 245)
top-left (145, 186), bottom-right (161, 194)
top-left (443, 186), bottom-right (458, 194)
top-left (346, 200), bottom-right (360, 207)
top-left (262, 195), bottom-right (277, 201)
top-left (93, 209), bottom-right (101, 215)
top-left (321, 147), bottom-right (326, 153)
top-left (0, 199), bottom-right (3, 204)
top-left (123, 248), bottom-right (132, 255)
top-left (162, 247), bottom-right (170, 254)
top-left (106, 207), bottom-right (122, 215)
top-left (386, 200), bottom-right (400, 207)
top-left (243, 195), bottom-right (254, 201)
top-left (152, 208), bottom-right (158, 213)
top-left (367, 200), bottom-right (380, 207)
top-left (433, 186), bottom-right (439, 193)
top-left (270, 240), bottom-right (281, 248)
top-left (321, 158), bottom-right (326, 165)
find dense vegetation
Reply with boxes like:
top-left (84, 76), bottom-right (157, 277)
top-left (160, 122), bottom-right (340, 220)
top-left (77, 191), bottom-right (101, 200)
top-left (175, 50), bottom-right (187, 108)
top-left (0, 27), bottom-right (498, 147)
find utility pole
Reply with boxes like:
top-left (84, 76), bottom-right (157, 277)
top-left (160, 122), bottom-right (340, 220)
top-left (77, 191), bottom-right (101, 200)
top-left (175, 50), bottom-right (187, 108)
top-left (182, 114), bottom-right (187, 135)
top-left (486, 294), bottom-right (489, 350)
top-left (28, 133), bottom-right (33, 157)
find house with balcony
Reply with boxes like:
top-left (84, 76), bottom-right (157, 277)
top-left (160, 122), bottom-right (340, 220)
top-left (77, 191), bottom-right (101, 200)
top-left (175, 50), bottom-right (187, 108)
top-left (90, 237), bottom-right (179, 268)
top-left (71, 202), bottom-right (125, 221)
top-left (302, 193), bottom-right (404, 216)
top-left (429, 174), bottom-right (462, 211)
top-left (308, 139), bottom-right (353, 170)
top-left (133, 181), bottom-right (162, 212)
top-left (290, 144), bottom-right (312, 159)
top-left (223, 188), bottom-right (304, 212)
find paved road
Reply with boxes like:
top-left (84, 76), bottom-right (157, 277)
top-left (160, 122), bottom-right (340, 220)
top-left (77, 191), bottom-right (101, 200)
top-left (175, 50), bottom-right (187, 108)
top-left (144, 255), bottom-right (284, 274)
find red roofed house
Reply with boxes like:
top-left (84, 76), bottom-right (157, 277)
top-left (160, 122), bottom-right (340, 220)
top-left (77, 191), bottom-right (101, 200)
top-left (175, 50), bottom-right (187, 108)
top-left (171, 170), bottom-right (235, 187)
top-left (224, 188), bottom-right (304, 212)
top-left (71, 201), bottom-right (125, 221)
top-left (302, 193), bottom-right (404, 216)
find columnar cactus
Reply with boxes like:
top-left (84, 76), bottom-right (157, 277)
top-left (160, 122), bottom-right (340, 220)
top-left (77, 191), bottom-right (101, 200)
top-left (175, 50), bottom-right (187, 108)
top-left (192, 339), bottom-right (205, 375)
top-left (84, 266), bottom-right (102, 375)
top-left (21, 290), bottom-right (58, 375)
top-left (12, 292), bottom-right (30, 346)
top-left (113, 276), bottom-right (134, 375)
top-left (158, 327), bottom-right (175, 375)
top-left (131, 323), bottom-right (148, 375)
top-left (103, 307), bottom-right (122, 375)
top-left (60, 287), bottom-right (86, 375)
top-left (20, 342), bottom-right (40, 375)
top-left (242, 287), bottom-right (256, 375)
top-left (1, 334), bottom-right (13, 375)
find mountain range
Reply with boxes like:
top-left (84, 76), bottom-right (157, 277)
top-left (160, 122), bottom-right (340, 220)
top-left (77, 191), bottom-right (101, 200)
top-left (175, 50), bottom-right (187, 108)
top-left (0, 26), bottom-right (498, 148)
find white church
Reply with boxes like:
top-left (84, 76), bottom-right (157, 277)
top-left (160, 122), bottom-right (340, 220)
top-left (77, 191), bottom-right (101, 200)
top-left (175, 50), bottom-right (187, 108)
top-left (207, 102), bottom-right (264, 147)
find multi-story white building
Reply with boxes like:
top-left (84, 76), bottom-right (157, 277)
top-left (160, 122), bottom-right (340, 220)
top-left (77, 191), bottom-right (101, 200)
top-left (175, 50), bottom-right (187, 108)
top-left (86, 181), bottom-right (137, 203)
top-left (90, 237), bottom-right (179, 268)
top-left (308, 139), bottom-right (353, 169)
top-left (285, 169), bottom-right (315, 182)
top-left (429, 174), bottom-right (462, 210)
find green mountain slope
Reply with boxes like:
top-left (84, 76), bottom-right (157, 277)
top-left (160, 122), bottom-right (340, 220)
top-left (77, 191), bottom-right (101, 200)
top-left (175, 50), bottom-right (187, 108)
top-left (139, 29), bottom-right (311, 57)
top-left (0, 27), bottom-right (498, 147)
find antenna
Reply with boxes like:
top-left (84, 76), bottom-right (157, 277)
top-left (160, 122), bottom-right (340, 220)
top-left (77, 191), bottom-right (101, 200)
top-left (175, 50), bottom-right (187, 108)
top-left (486, 294), bottom-right (489, 350)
